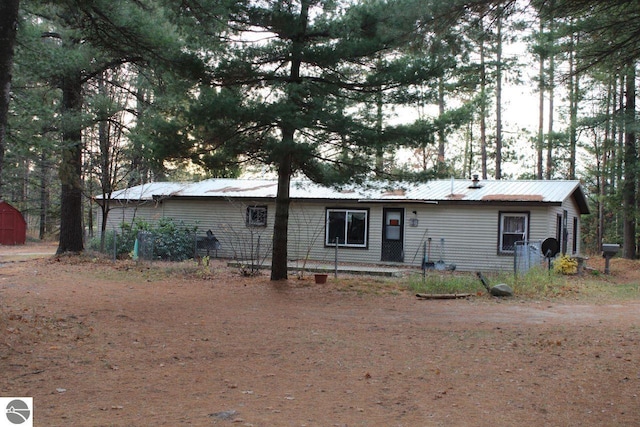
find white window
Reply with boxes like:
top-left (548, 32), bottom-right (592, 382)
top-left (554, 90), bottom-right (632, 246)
top-left (499, 212), bottom-right (529, 253)
top-left (246, 206), bottom-right (267, 227)
top-left (326, 208), bottom-right (368, 247)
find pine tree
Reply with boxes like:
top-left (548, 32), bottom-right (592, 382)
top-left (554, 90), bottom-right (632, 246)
top-left (0, 0), bottom-right (20, 196)
top-left (15, 0), bottom-right (198, 253)
top-left (169, 0), bottom-right (466, 279)
top-left (548, 0), bottom-right (639, 257)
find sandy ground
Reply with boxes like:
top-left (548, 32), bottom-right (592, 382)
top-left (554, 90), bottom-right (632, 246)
top-left (1, 242), bottom-right (640, 426)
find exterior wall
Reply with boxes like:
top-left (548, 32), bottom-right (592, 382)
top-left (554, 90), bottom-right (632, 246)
top-left (289, 202), bottom-right (561, 272)
top-left (402, 203), bottom-right (551, 272)
top-left (96, 196), bottom-right (582, 272)
top-left (100, 201), bottom-right (163, 231)
top-left (545, 196), bottom-right (583, 256)
top-left (287, 201), bottom-right (384, 266)
top-left (568, 198), bottom-right (583, 255)
top-left (0, 201), bottom-right (26, 245)
top-left (99, 198), bottom-right (277, 260)
top-left (162, 198), bottom-right (277, 260)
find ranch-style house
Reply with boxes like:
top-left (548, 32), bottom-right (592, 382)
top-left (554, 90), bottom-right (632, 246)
top-left (95, 177), bottom-right (590, 272)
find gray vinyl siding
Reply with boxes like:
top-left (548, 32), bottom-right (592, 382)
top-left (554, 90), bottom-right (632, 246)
top-left (99, 202), bottom-right (161, 231)
top-left (400, 204), bottom-right (554, 272)
top-left (160, 199), bottom-right (276, 260)
top-left (97, 199), bottom-right (276, 260)
top-left (95, 194), bottom-right (583, 272)
top-left (551, 196), bottom-right (582, 255)
top-left (287, 201), bottom-right (384, 265)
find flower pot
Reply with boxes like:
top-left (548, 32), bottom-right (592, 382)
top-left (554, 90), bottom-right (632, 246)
top-left (314, 273), bottom-right (328, 284)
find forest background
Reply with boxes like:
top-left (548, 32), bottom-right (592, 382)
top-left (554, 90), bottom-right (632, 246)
top-left (0, 0), bottom-right (638, 279)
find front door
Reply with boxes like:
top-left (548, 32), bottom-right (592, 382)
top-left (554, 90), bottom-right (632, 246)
top-left (381, 208), bottom-right (404, 262)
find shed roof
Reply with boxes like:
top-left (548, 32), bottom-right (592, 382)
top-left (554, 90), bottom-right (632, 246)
top-left (101, 178), bottom-right (590, 214)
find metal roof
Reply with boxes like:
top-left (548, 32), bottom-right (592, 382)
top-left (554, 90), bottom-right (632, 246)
top-left (101, 178), bottom-right (590, 214)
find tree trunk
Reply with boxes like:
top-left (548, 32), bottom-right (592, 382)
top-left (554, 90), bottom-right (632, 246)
top-left (479, 20), bottom-right (488, 180)
top-left (568, 30), bottom-right (578, 180)
top-left (271, 150), bottom-right (293, 280)
top-left (97, 75), bottom-right (113, 250)
top-left (545, 42), bottom-right (555, 180)
top-left (130, 73), bottom-right (151, 186)
top-left (375, 79), bottom-right (384, 176)
top-left (598, 73), bottom-right (615, 252)
top-left (57, 70), bottom-right (85, 254)
top-left (536, 18), bottom-right (545, 180)
top-left (494, 12), bottom-right (503, 180)
top-left (464, 122), bottom-right (473, 178)
top-left (39, 151), bottom-right (51, 239)
top-left (617, 74), bottom-right (624, 187)
top-left (537, 64), bottom-right (545, 179)
top-left (437, 76), bottom-right (446, 174)
top-left (0, 0), bottom-right (20, 197)
top-left (270, 0), bottom-right (309, 280)
top-left (622, 63), bottom-right (637, 259)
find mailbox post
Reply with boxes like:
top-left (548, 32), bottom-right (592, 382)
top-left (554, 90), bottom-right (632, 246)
top-left (602, 243), bottom-right (620, 274)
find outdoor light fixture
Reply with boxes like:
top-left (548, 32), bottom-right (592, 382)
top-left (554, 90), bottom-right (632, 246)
top-left (409, 211), bottom-right (418, 227)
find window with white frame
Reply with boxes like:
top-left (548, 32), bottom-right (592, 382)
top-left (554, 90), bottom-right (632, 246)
top-left (326, 208), bottom-right (368, 247)
top-left (498, 212), bottom-right (529, 253)
top-left (246, 206), bottom-right (267, 227)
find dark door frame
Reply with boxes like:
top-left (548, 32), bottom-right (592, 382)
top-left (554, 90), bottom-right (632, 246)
top-left (381, 207), bottom-right (404, 262)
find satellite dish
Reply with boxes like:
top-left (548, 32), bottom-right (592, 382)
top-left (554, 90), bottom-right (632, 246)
top-left (541, 237), bottom-right (560, 258)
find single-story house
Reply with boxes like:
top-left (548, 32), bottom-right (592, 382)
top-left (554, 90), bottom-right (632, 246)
top-left (95, 177), bottom-right (590, 272)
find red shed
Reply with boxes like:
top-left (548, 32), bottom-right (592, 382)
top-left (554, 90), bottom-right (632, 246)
top-left (0, 201), bottom-right (27, 245)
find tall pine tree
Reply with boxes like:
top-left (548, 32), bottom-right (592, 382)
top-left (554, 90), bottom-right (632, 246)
top-left (171, 0), bottom-right (466, 279)
top-left (0, 0), bottom-right (20, 196)
top-left (16, 0), bottom-right (199, 253)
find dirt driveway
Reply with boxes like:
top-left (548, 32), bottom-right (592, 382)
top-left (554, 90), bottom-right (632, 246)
top-left (1, 243), bottom-right (640, 426)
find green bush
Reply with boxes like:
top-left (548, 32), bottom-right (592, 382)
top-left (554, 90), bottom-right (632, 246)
top-left (92, 218), bottom-right (197, 261)
top-left (151, 218), bottom-right (197, 261)
top-left (87, 230), bottom-right (117, 253)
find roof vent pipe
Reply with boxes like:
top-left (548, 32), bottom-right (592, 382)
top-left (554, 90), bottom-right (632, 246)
top-left (469, 174), bottom-right (482, 189)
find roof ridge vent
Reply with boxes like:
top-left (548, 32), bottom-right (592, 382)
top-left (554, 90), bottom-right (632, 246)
top-left (468, 174), bottom-right (483, 189)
